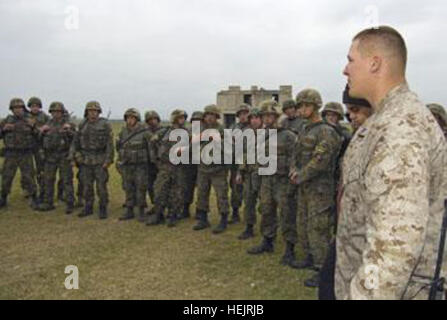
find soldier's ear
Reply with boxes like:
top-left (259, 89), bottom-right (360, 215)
top-left (370, 55), bottom-right (381, 74)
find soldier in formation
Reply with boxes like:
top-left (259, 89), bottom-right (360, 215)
top-left (70, 101), bottom-right (114, 219)
top-left (37, 102), bottom-right (76, 213)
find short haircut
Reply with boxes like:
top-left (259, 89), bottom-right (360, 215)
top-left (353, 25), bottom-right (407, 71)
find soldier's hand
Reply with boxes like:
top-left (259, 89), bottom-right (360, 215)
top-left (289, 170), bottom-right (298, 184)
top-left (235, 174), bottom-right (243, 185)
top-left (70, 161), bottom-right (76, 167)
top-left (40, 125), bottom-right (50, 133)
top-left (102, 162), bottom-right (111, 169)
top-left (3, 123), bottom-right (15, 131)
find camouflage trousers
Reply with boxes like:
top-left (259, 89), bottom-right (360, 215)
top-left (242, 171), bottom-right (260, 225)
top-left (21, 149), bottom-right (44, 196)
top-left (76, 166), bottom-right (84, 202)
top-left (296, 184), bottom-right (334, 267)
top-left (230, 168), bottom-right (243, 210)
top-left (147, 163), bottom-right (158, 204)
top-left (152, 163), bottom-right (184, 217)
top-left (43, 157), bottom-right (74, 205)
top-left (122, 163), bottom-right (149, 208)
top-left (183, 164), bottom-right (198, 208)
top-left (259, 175), bottom-right (297, 243)
top-left (1, 154), bottom-right (37, 196)
top-left (80, 165), bottom-right (109, 207)
top-left (196, 168), bottom-right (229, 216)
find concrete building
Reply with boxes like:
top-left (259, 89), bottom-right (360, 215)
top-left (216, 85), bottom-right (292, 128)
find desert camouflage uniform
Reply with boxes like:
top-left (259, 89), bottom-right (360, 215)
top-left (70, 102), bottom-right (114, 218)
top-left (427, 103), bottom-right (447, 139)
top-left (335, 84), bottom-right (447, 300)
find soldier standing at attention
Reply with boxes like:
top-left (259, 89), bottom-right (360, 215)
top-left (116, 108), bottom-right (151, 222)
top-left (336, 26), bottom-right (447, 299)
top-left (146, 110), bottom-right (188, 227)
top-left (22, 97), bottom-right (49, 202)
top-left (0, 98), bottom-right (40, 209)
top-left (182, 111), bottom-right (204, 220)
top-left (144, 110), bottom-right (163, 205)
top-left (235, 107), bottom-right (263, 240)
top-left (289, 89), bottom-right (342, 286)
top-left (37, 102), bottom-right (76, 214)
top-left (70, 101), bottom-right (114, 220)
top-left (247, 100), bottom-right (297, 265)
top-left (228, 104), bottom-right (251, 224)
top-left (280, 99), bottom-right (307, 135)
top-left (193, 105), bottom-right (230, 234)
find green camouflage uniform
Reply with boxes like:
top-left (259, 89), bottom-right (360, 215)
top-left (144, 110), bottom-right (163, 204)
top-left (0, 98), bottom-right (39, 208)
top-left (22, 97), bottom-right (50, 199)
top-left (147, 110), bottom-right (188, 226)
top-left (117, 109), bottom-right (151, 221)
top-left (38, 102), bottom-right (76, 212)
top-left (194, 105), bottom-right (230, 233)
top-left (69, 101), bottom-right (114, 218)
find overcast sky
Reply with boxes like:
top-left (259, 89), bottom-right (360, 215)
top-left (1, 0), bottom-right (446, 119)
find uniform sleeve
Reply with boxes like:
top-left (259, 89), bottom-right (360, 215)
top-left (68, 128), bottom-right (79, 162)
top-left (295, 126), bottom-right (340, 185)
top-left (348, 123), bottom-right (430, 300)
top-left (104, 123), bottom-right (114, 165)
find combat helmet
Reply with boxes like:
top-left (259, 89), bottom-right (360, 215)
top-left (124, 108), bottom-right (141, 122)
top-left (170, 109), bottom-right (188, 123)
top-left (427, 103), bottom-right (447, 125)
top-left (49, 101), bottom-right (65, 113)
top-left (203, 104), bottom-right (221, 119)
top-left (85, 101), bottom-right (102, 113)
top-left (322, 102), bottom-right (344, 119)
top-left (145, 110), bottom-right (161, 123)
top-left (248, 107), bottom-right (262, 119)
top-left (282, 99), bottom-right (296, 112)
top-left (259, 100), bottom-right (279, 117)
top-left (27, 97), bottom-right (43, 108)
top-left (296, 88), bottom-right (323, 110)
top-left (9, 98), bottom-right (26, 110)
top-left (190, 111), bottom-right (204, 122)
top-left (236, 104), bottom-right (250, 117)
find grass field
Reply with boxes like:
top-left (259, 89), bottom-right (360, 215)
top-left (0, 122), bottom-right (317, 300)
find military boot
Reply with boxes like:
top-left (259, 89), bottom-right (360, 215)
top-left (247, 237), bottom-right (274, 255)
top-left (75, 196), bottom-right (84, 208)
top-left (65, 201), bottom-right (74, 215)
top-left (180, 204), bottom-right (190, 220)
top-left (193, 210), bottom-right (210, 231)
top-left (212, 213), bottom-right (228, 234)
top-left (119, 207), bottom-right (135, 221)
top-left (37, 202), bottom-right (56, 212)
top-left (238, 224), bottom-right (254, 240)
top-left (293, 254), bottom-right (314, 269)
top-left (30, 194), bottom-right (40, 210)
top-left (0, 193), bottom-right (8, 209)
top-left (137, 207), bottom-right (147, 223)
top-left (146, 210), bottom-right (165, 226)
top-left (78, 204), bottom-right (93, 218)
top-left (228, 208), bottom-right (240, 224)
top-left (167, 213), bottom-right (177, 228)
top-left (281, 242), bottom-right (302, 269)
top-left (99, 205), bottom-right (108, 220)
top-left (304, 273), bottom-right (320, 288)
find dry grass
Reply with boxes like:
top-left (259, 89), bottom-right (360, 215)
top-left (0, 122), bottom-right (317, 300)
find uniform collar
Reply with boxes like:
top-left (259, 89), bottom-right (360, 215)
top-left (376, 82), bottom-right (409, 113)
